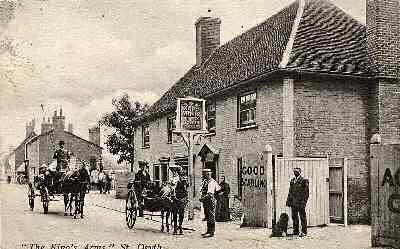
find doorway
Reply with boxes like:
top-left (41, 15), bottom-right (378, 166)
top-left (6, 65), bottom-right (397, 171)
top-left (204, 160), bottom-right (217, 180)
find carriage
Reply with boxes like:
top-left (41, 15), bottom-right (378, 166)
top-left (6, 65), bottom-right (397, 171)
top-left (27, 156), bottom-right (90, 218)
top-left (125, 165), bottom-right (189, 235)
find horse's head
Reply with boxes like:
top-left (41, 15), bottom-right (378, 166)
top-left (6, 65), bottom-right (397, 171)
top-left (160, 184), bottom-right (174, 199)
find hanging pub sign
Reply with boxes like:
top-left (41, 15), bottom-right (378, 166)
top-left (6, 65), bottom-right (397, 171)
top-left (175, 97), bottom-right (208, 133)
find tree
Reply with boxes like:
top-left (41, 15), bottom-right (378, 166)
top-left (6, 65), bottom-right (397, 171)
top-left (100, 93), bottom-right (149, 172)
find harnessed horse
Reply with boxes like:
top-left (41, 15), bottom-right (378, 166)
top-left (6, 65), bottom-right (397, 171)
top-left (61, 166), bottom-right (90, 218)
top-left (127, 182), bottom-right (174, 232)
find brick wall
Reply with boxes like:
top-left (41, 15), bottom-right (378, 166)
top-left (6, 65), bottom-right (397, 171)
top-left (38, 131), bottom-right (102, 168)
top-left (366, 0), bottom-right (400, 78)
top-left (135, 77), bottom-right (283, 199)
top-left (294, 75), bottom-right (371, 223)
top-left (377, 78), bottom-right (400, 143)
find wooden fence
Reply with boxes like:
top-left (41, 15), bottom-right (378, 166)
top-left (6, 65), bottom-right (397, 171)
top-left (114, 171), bottom-right (133, 199)
top-left (371, 143), bottom-right (400, 248)
top-left (273, 157), bottom-right (330, 228)
top-left (240, 147), bottom-right (329, 228)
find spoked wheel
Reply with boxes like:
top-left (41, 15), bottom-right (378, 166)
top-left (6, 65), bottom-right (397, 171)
top-left (41, 188), bottom-right (49, 214)
top-left (27, 184), bottom-right (35, 211)
top-left (125, 191), bottom-right (137, 229)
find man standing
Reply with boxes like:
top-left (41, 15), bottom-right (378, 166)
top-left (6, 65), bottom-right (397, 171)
top-left (216, 176), bottom-right (231, 222)
top-left (199, 168), bottom-right (221, 238)
top-left (286, 167), bottom-right (309, 237)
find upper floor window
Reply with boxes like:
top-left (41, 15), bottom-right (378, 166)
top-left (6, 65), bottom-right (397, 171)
top-left (206, 101), bottom-right (216, 133)
top-left (238, 91), bottom-right (257, 128)
top-left (142, 124), bottom-right (150, 148)
top-left (167, 116), bottom-right (176, 143)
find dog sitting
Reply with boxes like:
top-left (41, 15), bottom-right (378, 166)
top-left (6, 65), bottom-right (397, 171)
top-left (270, 213), bottom-right (289, 237)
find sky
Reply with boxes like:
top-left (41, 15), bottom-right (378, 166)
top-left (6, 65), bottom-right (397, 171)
top-left (0, 0), bottom-right (366, 153)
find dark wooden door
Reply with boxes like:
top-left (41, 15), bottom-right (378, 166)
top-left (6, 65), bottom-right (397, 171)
top-left (328, 158), bottom-right (347, 225)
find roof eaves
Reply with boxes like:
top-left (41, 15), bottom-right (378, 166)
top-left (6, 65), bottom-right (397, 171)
top-left (64, 131), bottom-right (103, 149)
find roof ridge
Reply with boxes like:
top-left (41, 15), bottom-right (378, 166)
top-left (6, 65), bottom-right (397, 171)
top-left (280, 0), bottom-right (305, 68)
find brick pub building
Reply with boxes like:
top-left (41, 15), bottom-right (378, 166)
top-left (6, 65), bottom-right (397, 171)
top-left (133, 0), bottom-right (400, 224)
top-left (19, 109), bottom-right (102, 175)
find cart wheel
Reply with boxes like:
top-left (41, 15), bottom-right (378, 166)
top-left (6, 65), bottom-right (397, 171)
top-left (28, 184), bottom-right (35, 211)
top-left (125, 192), bottom-right (137, 229)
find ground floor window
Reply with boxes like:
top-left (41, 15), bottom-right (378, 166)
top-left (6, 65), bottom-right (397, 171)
top-left (153, 164), bottom-right (160, 188)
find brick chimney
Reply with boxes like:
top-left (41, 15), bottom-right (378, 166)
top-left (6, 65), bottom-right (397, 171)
top-left (41, 117), bottom-right (52, 134)
top-left (25, 119), bottom-right (35, 137)
top-left (89, 126), bottom-right (100, 146)
top-left (367, 0), bottom-right (400, 144)
top-left (367, 0), bottom-right (400, 77)
top-left (195, 17), bottom-right (221, 67)
top-left (52, 108), bottom-right (65, 131)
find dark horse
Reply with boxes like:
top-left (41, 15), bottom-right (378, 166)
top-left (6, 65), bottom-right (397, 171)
top-left (128, 182), bottom-right (174, 232)
top-left (61, 166), bottom-right (90, 218)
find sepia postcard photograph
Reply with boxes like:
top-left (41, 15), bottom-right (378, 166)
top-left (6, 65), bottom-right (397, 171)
top-left (0, 0), bottom-right (399, 248)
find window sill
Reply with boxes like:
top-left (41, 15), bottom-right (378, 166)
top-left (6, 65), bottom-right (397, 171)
top-left (236, 124), bottom-right (258, 132)
top-left (142, 146), bottom-right (150, 149)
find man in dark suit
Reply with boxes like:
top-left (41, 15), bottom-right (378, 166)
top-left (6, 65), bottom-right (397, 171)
top-left (286, 167), bottom-right (309, 237)
top-left (133, 161), bottom-right (151, 217)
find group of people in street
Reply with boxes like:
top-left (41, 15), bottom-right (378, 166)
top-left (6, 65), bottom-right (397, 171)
top-left (126, 160), bottom-right (310, 239)
top-left (90, 168), bottom-right (113, 194)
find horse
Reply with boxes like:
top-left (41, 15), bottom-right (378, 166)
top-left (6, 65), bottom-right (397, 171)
top-left (129, 182), bottom-right (174, 232)
top-left (61, 166), bottom-right (90, 218)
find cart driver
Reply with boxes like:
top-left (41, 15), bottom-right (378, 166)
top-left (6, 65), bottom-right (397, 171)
top-left (132, 161), bottom-right (151, 217)
top-left (52, 140), bottom-right (70, 192)
top-left (53, 140), bottom-right (70, 172)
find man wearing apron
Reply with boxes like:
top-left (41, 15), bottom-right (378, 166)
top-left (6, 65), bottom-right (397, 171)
top-left (199, 168), bottom-right (221, 238)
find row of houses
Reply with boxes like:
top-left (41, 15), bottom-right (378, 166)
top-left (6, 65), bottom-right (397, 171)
top-left (131, 0), bottom-right (400, 225)
top-left (13, 109), bottom-right (102, 181)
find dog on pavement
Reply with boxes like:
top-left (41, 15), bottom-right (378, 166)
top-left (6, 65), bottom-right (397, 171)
top-left (270, 213), bottom-right (289, 237)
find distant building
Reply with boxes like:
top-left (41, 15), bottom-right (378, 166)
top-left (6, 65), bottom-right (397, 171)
top-left (14, 119), bottom-right (37, 174)
top-left (21, 108), bottom-right (102, 177)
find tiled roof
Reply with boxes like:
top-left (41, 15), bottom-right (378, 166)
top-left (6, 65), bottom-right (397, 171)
top-left (285, 0), bottom-right (372, 75)
top-left (140, 0), bottom-right (372, 122)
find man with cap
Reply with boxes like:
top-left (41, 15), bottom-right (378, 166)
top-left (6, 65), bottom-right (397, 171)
top-left (199, 168), bottom-right (221, 238)
top-left (286, 167), bottom-right (309, 237)
top-left (132, 161), bottom-right (151, 217)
